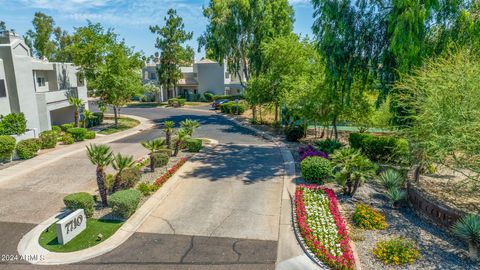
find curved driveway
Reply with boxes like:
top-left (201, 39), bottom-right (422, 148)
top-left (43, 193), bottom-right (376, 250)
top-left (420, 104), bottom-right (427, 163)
top-left (1, 105), bottom-right (285, 270)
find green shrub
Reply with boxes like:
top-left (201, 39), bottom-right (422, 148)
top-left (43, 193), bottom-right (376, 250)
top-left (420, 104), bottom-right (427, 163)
top-left (93, 112), bottom-right (104, 125)
top-left (51, 125), bottom-right (62, 133)
top-left (62, 133), bottom-right (74, 145)
top-left (0, 135), bottom-right (16, 162)
top-left (220, 101), bottom-right (246, 114)
top-left (386, 187), bottom-right (407, 207)
top-left (348, 133), bottom-right (410, 164)
top-left (300, 156), bottom-right (332, 183)
top-left (184, 138), bottom-right (203, 152)
top-left (156, 148), bottom-right (172, 156)
top-left (203, 92), bottom-right (214, 101)
top-left (109, 189), bottom-right (142, 218)
top-left (117, 167), bottom-right (142, 190)
top-left (0, 113), bottom-right (27, 135)
top-left (60, 123), bottom-right (74, 132)
top-left (373, 237), bottom-right (420, 265)
top-left (85, 131), bottom-right (96, 140)
top-left (152, 152), bottom-right (169, 168)
top-left (63, 192), bottom-right (95, 218)
top-left (315, 139), bottom-right (342, 154)
top-left (212, 94), bottom-right (244, 101)
top-left (286, 126), bottom-right (304, 142)
top-left (39, 130), bottom-right (58, 149)
top-left (136, 182), bottom-right (159, 196)
top-left (67, 127), bottom-right (87, 141)
top-left (15, 139), bottom-right (41, 159)
top-left (452, 214), bottom-right (480, 261)
top-left (378, 169), bottom-right (404, 189)
top-left (353, 203), bottom-right (388, 230)
top-left (168, 98), bottom-right (186, 107)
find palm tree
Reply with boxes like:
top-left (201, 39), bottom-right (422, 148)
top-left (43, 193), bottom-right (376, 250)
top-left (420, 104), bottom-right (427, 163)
top-left (452, 214), bottom-right (480, 262)
top-left (68, 97), bottom-right (85, 127)
top-left (86, 144), bottom-right (113, 206)
top-left (163, 121), bottom-right (175, 149)
top-left (141, 138), bottom-right (166, 172)
top-left (111, 153), bottom-right (134, 193)
top-left (173, 128), bottom-right (189, 157)
top-left (180, 119), bottom-right (200, 136)
top-left (82, 109), bottom-right (94, 128)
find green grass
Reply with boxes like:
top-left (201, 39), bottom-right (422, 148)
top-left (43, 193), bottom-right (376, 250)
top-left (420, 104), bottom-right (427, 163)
top-left (39, 219), bottom-right (124, 252)
top-left (126, 102), bottom-right (167, 108)
top-left (98, 117), bottom-right (140, 135)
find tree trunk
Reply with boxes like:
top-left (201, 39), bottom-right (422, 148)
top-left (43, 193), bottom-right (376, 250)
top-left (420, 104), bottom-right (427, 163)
top-left (332, 115), bottom-right (338, 140)
top-left (274, 104), bottom-right (279, 124)
top-left (111, 173), bottom-right (122, 193)
top-left (173, 142), bottom-right (180, 157)
top-left (96, 167), bottom-right (108, 206)
top-left (346, 178), bottom-right (353, 195)
top-left (252, 105), bottom-right (257, 123)
top-left (351, 177), bottom-right (362, 197)
top-left (414, 165), bottom-right (421, 182)
top-left (320, 126), bottom-right (325, 138)
top-left (468, 241), bottom-right (478, 262)
top-left (150, 154), bottom-right (155, 172)
top-left (74, 109), bottom-right (79, 127)
top-left (166, 132), bottom-right (172, 149)
top-left (314, 121), bottom-right (317, 138)
top-left (113, 106), bottom-right (119, 127)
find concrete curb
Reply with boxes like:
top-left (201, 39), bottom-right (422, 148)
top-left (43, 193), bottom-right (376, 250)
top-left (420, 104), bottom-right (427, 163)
top-left (0, 114), bottom-right (155, 186)
top-left (17, 138), bottom-right (218, 265)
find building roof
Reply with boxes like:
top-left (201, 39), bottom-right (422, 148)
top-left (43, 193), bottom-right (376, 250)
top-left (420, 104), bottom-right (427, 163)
top-left (196, 58), bottom-right (217, 64)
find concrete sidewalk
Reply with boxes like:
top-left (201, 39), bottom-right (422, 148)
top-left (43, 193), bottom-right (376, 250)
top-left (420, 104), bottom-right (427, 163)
top-left (0, 114), bottom-right (154, 186)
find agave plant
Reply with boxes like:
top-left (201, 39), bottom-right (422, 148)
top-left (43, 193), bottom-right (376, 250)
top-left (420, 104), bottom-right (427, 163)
top-left (386, 187), bottom-right (407, 208)
top-left (163, 121), bottom-right (175, 149)
top-left (141, 138), bottom-right (166, 172)
top-left (86, 144), bottom-right (113, 206)
top-left (452, 214), bottom-right (480, 262)
top-left (378, 169), bottom-right (404, 190)
top-left (111, 153), bottom-right (134, 193)
top-left (180, 119), bottom-right (200, 136)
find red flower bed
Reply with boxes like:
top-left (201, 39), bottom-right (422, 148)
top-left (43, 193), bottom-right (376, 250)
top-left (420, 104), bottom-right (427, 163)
top-left (295, 184), bottom-right (355, 270)
top-left (154, 157), bottom-right (188, 186)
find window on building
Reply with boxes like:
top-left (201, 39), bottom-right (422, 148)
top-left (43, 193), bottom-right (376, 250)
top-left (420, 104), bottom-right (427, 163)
top-left (37, 77), bottom-right (46, 87)
top-left (0, 79), bottom-right (6, 98)
top-left (194, 89), bottom-right (198, 94)
top-left (149, 72), bottom-right (156, 80)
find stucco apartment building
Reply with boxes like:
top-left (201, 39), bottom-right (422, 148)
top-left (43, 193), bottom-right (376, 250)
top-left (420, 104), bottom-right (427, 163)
top-left (0, 31), bottom-right (88, 136)
top-left (142, 58), bottom-right (244, 101)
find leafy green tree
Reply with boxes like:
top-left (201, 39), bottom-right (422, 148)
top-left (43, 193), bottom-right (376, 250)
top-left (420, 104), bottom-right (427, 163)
top-left (150, 9), bottom-right (193, 99)
top-left (86, 144), bottom-right (113, 206)
top-left (68, 97), bottom-right (84, 127)
top-left (143, 83), bottom-right (162, 102)
top-left (141, 139), bottom-right (166, 172)
top-left (111, 153), bottom-right (134, 193)
top-left (52, 27), bottom-right (73, 62)
top-left (24, 12), bottom-right (57, 59)
top-left (0, 21), bottom-right (7, 32)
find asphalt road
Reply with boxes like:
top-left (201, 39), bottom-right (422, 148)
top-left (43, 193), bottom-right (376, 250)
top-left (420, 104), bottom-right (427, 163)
top-left (0, 104), bottom-right (284, 270)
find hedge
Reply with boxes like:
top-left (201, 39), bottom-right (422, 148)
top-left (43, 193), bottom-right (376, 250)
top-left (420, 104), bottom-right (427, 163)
top-left (156, 148), bottom-right (172, 156)
top-left (286, 126), bottom-right (304, 142)
top-left (62, 133), bottom-right (74, 145)
top-left (220, 101), bottom-right (246, 115)
top-left (39, 130), bottom-right (58, 149)
top-left (212, 95), bottom-right (244, 101)
top-left (117, 167), bottom-right (142, 190)
top-left (152, 152), bottom-right (169, 168)
top-left (63, 192), bottom-right (95, 218)
top-left (85, 131), bottom-right (96, 140)
top-left (109, 189), bottom-right (142, 218)
top-left (60, 123), bottom-right (75, 132)
top-left (0, 135), bottom-right (16, 162)
top-left (301, 156), bottom-right (332, 183)
top-left (0, 113), bottom-right (27, 135)
top-left (93, 112), bottom-right (104, 125)
top-left (51, 125), bottom-right (62, 133)
top-left (315, 139), bottom-right (342, 154)
top-left (185, 138), bottom-right (203, 152)
top-left (16, 138), bottom-right (41, 159)
top-left (67, 127), bottom-right (88, 141)
top-left (349, 133), bottom-right (409, 164)
top-left (167, 98), bottom-right (186, 107)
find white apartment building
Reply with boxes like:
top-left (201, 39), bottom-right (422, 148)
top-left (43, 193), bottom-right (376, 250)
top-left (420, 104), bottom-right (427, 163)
top-left (0, 31), bottom-right (88, 135)
top-left (142, 58), bottom-right (244, 101)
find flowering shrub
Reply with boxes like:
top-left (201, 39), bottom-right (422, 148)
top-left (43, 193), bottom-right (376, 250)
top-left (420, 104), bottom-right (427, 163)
top-left (154, 157), bottom-right (188, 186)
top-left (295, 185), bottom-right (355, 270)
top-left (352, 204), bottom-right (388, 230)
top-left (299, 145), bottom-right (329, 161)
top-left (373, 237), bottom-right (420, 265)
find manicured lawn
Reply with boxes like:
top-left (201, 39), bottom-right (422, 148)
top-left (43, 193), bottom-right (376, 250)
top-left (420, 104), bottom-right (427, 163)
top-left (98, 117), bottom-right (140, 135)
top-left (39, 219), bottom-right (124, 252)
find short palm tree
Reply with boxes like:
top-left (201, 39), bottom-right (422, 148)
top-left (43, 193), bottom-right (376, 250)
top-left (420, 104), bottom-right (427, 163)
top-left (180, 119), bottom-right (200, 136)
top-left (452, 214), bottom-right (480, 261)
top-left (111, 153), bottom-right (134, 193)
top-left (141, 138), bottom-right (166, 172)
top-left (163, 121), bottom-right (175, 149)
top-left (82, 109), bottom-right (95, 128)
top-left (86, 144), bottom-right (113, 206)
top-left (68, 97), bottom-right (85, 127)
top-left (173, 128), bottom-right (190, 157)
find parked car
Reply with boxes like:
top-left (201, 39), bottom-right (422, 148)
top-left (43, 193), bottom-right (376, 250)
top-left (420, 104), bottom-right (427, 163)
top-left (211, 99), bottom-right (229, 110)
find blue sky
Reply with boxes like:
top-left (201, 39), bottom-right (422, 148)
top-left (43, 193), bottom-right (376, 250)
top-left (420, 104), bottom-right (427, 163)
top-left (0, 0), bottom-right (314, 60)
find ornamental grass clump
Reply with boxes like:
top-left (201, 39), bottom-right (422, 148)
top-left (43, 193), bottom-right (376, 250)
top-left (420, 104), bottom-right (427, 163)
top-left (353, 204), bottom-right (388, 230)
top-left (452, 214), bottom-right (480, 262)
top-left (373, 237), bottom-right (420, 265)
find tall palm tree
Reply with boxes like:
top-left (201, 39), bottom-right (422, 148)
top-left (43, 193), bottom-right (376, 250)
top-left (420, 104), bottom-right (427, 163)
top-left (141, 138), bottom-right (166, 172)
top-left (180, 119), bottom-right (200, 136)
top-left (173, 128), bottom-right (189, 157)
top-left (86, 144), bottom-right (113, 206)
top-left (68, 97), bottom-right (85, 127)
top-left (163, 121), bottom-right (175, 149)
top-left (111, 153), bottom-right (134, 193)
top-left (82, 109), bottom-right (94, 128)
